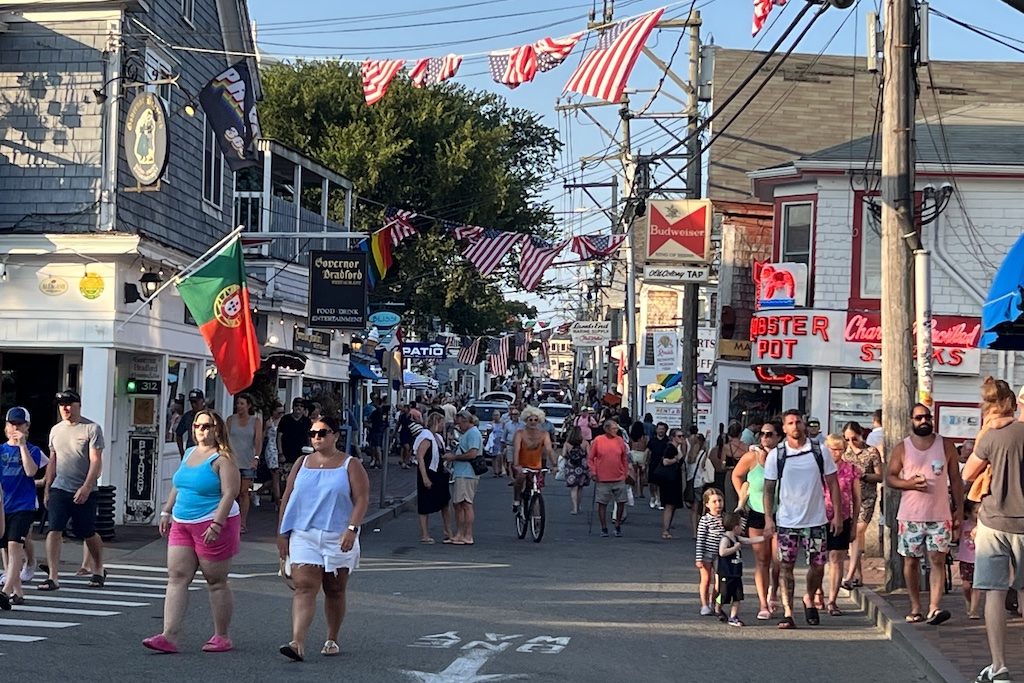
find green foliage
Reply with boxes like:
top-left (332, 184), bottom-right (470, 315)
top-left (257, 61), bottom-right (563, 335)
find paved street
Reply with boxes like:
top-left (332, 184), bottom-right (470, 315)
top-left (0, 477), bottom-right (933, 683)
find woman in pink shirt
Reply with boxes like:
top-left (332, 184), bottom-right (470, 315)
top-left (821, 434), bottom-right (861, 616)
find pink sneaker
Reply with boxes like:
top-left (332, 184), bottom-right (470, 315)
top-left (202, 635), bottom-right (233, 652)
top-left (142, 634), bottom-right (179, 653)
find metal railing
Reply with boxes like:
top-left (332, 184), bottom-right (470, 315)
top-left (235, 192), bottom-right (351, 264)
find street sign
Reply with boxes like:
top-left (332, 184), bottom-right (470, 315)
top-left (369, 310), bottom-right (402, 329)
top-left (642, 264), bottom-right (709, 283)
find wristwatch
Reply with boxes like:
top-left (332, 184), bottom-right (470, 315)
top-left (346, 524), bottom-right (358, 533)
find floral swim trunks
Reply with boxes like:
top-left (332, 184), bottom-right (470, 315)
top-left (897, 520), bottom-right (952, 558)
top-left (776, 525), bottom-right (828, 566)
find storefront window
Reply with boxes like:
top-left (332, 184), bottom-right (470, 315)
top-left (830, 372), bottom-right (881, 434)
top-left (166, 359), bottom-right (198, 443)
top-left (728, 381), bottom-right (782, 432)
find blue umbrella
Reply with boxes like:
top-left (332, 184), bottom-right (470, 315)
top-left (980, 231), bottom-right (1024, 350)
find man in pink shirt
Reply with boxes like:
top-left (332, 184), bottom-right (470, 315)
top-left (588, 420), bottom-right (629, 538)
top-left (886, 403), bottom-right (963, 626)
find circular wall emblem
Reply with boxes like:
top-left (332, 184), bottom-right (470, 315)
top-left (40, 277), bottom-right (68, 296)
top-left (214, 285), bottom-right (244, 328)
top-left (123, 92), bottom-right (170, 186)
top-left (79, 272), bottom-right (105, 300)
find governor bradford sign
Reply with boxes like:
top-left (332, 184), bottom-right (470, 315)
top-left (645, 199), bottom-right (713, 264)
top-left (308, 251), bottom-right (367, 329)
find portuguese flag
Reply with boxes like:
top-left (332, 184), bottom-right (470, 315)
top-left (177, 237), bottom-right (260, 394)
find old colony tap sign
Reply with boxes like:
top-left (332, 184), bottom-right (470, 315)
top-left (749, 309), bottom-right (981, 375)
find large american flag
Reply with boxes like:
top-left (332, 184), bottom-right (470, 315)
top-left (488, 337), bottom-right (509, 376)
top-left (571, 234), bottom-right (626, 259)
top-left (538, 329), bottom-right (552, 364)
top-left (564, 8), bottom-right (664, 103)
top-left (361, 59), bottom-right (405, 105)
top-left (410, 54), bottom-right (463, 87)
top-left (513, 331), bottom-right (532, 362)
top-left (457, 336), bottom-right (481, 365)
top-left (753, 0), bottom-right (786, 36)
top-left (463, 230), bottom-right (523, 276)
top-left (488, 45), bottom-right (538, 89)
top-left (519, 236), bottom-right (569, 292)
top-left (535, 32), bottom-right (584, 71)
top-left (384, 207), bottom-right (418, 246)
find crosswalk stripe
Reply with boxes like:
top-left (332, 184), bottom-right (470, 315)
top-left (56, 579), bottom-right (199, 591)
top-left (27, 595), bottom-right (149, 607)
top-left (56, 572), bottom-right (205, 585)
top-left (10, 606), bottom-right (121, 617)
top-left (0, 618), bottom-right (78, 628)
top-left (50, 587), bottom-right (170, 599)
top-left (0, 634), bottom-right (47, 643)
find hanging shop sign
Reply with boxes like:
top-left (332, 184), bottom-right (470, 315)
top-left (653, 331), bottom-right (678, 373)
top-left (79, 272), bottom-right (105, 299)
top-left (123, 91), bottom-right (170, 186)
top-left (753, 261), bottom-right (808, 309)
top-left (368, 310), bottom-right (402, 329)
top-left (697, 327), bottom-right (717, 374)
top-left (718, 339), bottom-right (752, 362)
top-left (39, 277), bottom-right (68, 296)
top-left (645, 199), bottom-right (713, 264)
top-left (293, 328), bottom-right (332, 357)
top-left (308, 251), bottom-right (367, 329)
top-left (642, 264), bottom-right (709, 283)
top-left (570, 320), bottom-right (612, 347)
top-left (402, 342), bottom-right (448, 360)
top-left (124, 433), bottom-right (157, 524)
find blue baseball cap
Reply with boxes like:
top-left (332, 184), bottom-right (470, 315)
top-left (6, 407), bottom-right (31, 424)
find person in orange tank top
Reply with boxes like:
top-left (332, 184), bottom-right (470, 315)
top-left (885, 403), bottom-right (964, 626)
top-left (512, 406), bottom-right (554, 510)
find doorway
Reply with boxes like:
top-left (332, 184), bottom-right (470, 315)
top-left (0, 352), bottom-right (63, 448)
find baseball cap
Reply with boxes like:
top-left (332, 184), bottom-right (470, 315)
top-left (55, 389), bottom-right (81, 404)
top-left (188, 389), bottom-right (204, 400)
top-left (5, 407), bottom-right (30, 424)
top-left (807, 416), bottom-right (821, 426)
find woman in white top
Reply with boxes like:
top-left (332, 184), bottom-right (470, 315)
top-left (416, 413), bottom-right (452, 543)
top-left (226, 393), bottom-right (262, 533)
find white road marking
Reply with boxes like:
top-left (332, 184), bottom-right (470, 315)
top-left (39, 587), bottom-right (167, 599)
top-left (103, 564), bottom-right (254, 579)
top-left (0, 634), bottom-right (47, 643)
top-left (10, 605), bottom-right (120, 617)
top-left (57, 571), bottom-right (206, 585)
top-left (27, 595), bottom-right (149, 607)
top-left (399, 649), bottom-right (527, 683)
top-left (57, 579), bottom-right (199, 590)
top-left (0, 618), bottom-right (79, 628)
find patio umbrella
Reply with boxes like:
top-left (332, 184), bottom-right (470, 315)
top-left (649, 384), bottom-right (713, 403)
top-left (980, 231), bottom-right (1024, 349)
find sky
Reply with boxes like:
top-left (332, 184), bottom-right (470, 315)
top-left (246, 0), bottom-right (1024, 321)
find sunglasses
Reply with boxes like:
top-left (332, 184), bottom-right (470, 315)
top-left (193, 423), bottom-right (213, 431)
top-left (912, 414), bottom-right (932, 422)
top-left (807, 423), bottom-right (820, 428)
top-left (759, 431), bottom-right (778, 438)
top-left (309, 429), bottom-right (333, 439)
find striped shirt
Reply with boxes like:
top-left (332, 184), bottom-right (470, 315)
top-left (695, 513), bottom-right (725, 564)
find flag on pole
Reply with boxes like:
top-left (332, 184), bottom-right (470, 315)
top-left (176, 237), bottom-right (260, 394)
top-left (410, 54), bottom-right (463, 87)
top-left (514, 331), bottom-right (531, 362)
top-left (571, 234), bottom-right (626, 259)
top-left (384, 206), bottom-right (418, 246)
top-left (555, 322), bottom-right (573, 335)
top-left (488, 45), bottom-right (538, 89)
top-left (564, 8), bottom-right (665, 103)
top-left (463, 230), bottom-right (523, 276)
top-left (360, 227), bottom-right (395, 287)
top-left (519, 236), bottom-right (569, 292)
top-left (535, 32), bottom-right (585, 71)
top-left (457, 336), bottom-right (482, 365)
top-left (198, 60), bottom-right (261, 172)
top-left (488, 337), bottom-right (509, 376)
top-left (361, 59), bottom-right (405, 105)
top-left (383, 326), bottom-right (404, 391)
top-left (753, 0), bottom-right (787, 36)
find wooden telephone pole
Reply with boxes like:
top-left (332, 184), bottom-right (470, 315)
top-left (880, 0), bottom-right (917, 591)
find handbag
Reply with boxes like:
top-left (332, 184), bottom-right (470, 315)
top-left (555, 455), bottom-right (566, 481)
top-left (471, 454), bottom-right (490, 476)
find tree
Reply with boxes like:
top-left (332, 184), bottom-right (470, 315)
top-left (257, 61), bottom-right (562, 335)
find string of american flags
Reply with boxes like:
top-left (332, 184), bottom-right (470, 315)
top-left (454, 323), bottom-right (572, 376)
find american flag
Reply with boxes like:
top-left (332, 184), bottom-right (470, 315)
top-left (513, 331), bottom-right (531, 362)
top-left (463, 230), bottom-right (523, 276)
top-left (409, 54), bottom-right (463, 87)
top-left (570, 234), bottom-right (626, 259)
top-left (453, 224), bottom-right (484, 241)
top-left (457, 336), bottom-right (481, 365)
top-left (519, 236), bottom-right (569, 292)
top-left (488, 45), bottom-right (538, 89)
top-left (538, 329), bottom-right (552, 364)
top-left (564, 8), bottom-right (664, 103)
top-left (535, 32), bottom-right (584, 71)
top-left (361, 59), bottom-right (405, 105)
top-left (555, 322), bottom-right (573, 335)
top-left (753, 0), bottom-right (786, 36)
top-left (384, 207), bottom-right (418, 245)
top-left (488, 337), bottom-right (509, 376)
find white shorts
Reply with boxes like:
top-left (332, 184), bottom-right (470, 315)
top-left (288, 528), bottom-right (361, 575)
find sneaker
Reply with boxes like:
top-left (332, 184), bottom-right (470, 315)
top-left (975, 666), bottom-right (1011, 682)
top-left (614, 527), bottom-right (623, 538)
top-left (600, 529), bottom-right (609, 538)
top-left (19, 565), bottom-right (34, 584)
top-left (728, 617), bottom-right (744, 627)
top-left (0, 572), bottom-right (5, 585)
top-left (649, 498), bottom-right (657, 509)
top-left (700, 605), bottom-right (713, 616)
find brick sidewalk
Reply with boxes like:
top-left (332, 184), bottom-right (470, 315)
top-left (861, 556), bottom-right (1024, 682)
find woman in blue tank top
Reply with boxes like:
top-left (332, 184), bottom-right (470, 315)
top-left (277, 415), bottom-right (369, 661)
top-left (144, 409), bottom-right (241, 654)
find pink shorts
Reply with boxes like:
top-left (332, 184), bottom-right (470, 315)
top-left (168, 515), bottom-right (241, 562)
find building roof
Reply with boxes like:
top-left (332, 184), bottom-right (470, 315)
top-left (708, 49), bottom-right (1024, 202)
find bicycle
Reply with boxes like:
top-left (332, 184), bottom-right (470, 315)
top-left (515, 467), bottom-right (549, 543)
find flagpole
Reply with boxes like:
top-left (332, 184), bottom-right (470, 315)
top-left (117, 225), bottom-right (246, 330)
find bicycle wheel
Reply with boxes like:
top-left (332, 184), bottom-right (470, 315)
top-left (529, 493), bottom-right (545, 543)
top-left (515, 494), bottom-right (528, 539)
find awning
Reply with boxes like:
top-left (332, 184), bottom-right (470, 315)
top-left (980, 230), bottom-right (1024, 349)
top-left (262, 348), bottom-right (307, 372)
top-left (404, 370), bottom-right (438, 390)
top-left (350, 360), bottom-right (384, 381)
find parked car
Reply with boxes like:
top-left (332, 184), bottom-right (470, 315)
top-left (480, 390), bottom-right (516, 404)
top-left (538, 402), bottom-right (573, 444)
top-left (536, 381), bottom-right (568, 403)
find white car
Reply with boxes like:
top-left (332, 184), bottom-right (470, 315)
top-left (538, 402), bottom-right (573, 443)
top-left (480, 391), bottom-right (516, 403)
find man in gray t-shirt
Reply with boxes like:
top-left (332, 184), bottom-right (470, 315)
top-left (41, 389), bottom-right (106, 590)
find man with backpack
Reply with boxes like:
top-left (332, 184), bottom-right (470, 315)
top-left (762, 409), bottom-right (843, 630)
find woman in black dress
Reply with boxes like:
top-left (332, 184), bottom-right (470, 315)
top-left (561, 426), bottom-right (591, 514)
top-left (655, 429), bottom-right (686, 540)
top-left (416, 413), bottom-right (452, 544)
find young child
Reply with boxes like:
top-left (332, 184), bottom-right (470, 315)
top-left (958, 499), bottom-right (981, 619)
top-left (695, 488), bottom-right (725, 617)
top-left (718, 511), bottom-right (766, 627)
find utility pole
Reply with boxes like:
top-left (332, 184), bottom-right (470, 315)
top-left (621, 93), bottom-right (640, 415)
top-left (679, 11), bottom-right (702, 433)
top-left (880, 0), bottom-right (917, 591)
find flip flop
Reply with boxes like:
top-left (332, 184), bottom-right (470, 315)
top-left (777, 616), bottom-right (797, 630)
top-left (420, 538), bottom-right (435, 545)
top-left (202, 635), bottom-right (233, 653)
top-left (321, 640), bottom-right (340, 656)
top-left (756, 609), bottom-right (771, 620)
top-left (88, 574), bottom-right (105, 588)
top-left (142, 634), bottom-right (179, 654)
top-left (75, 568), bottom-right (91, 577)
top-left (37, 579), bottom-right (59, 592)
top-left (905, 612), bottom-right (924, 623)
top-left (804, 606), bottom-right (820, 626)
top-left (442, 538), bottom-right (455, 544)
top-left (279, 642), bottom-right (304, 661)
top-left (926, 609), bottom-right (951, 626)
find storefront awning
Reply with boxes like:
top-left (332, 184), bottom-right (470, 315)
top-left (262, 348), bottom-right (307, 372)
top-left (350, 360), bottom-right (384, 381)
top-left (981, 230), bottom-right (1024, 349)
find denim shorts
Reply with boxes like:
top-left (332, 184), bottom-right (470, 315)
top-left (973, 522), bottom-right (1024, 591)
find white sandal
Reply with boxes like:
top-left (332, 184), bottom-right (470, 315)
top-left (321, 639), bottom-right (340, 656)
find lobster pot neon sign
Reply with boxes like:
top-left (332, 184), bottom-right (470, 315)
top-left (754, 261), bottom-right (808, 310)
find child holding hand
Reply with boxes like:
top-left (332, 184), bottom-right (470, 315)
top-left (718, 511), bottom-right (766, 626)
top-left (695, 488), bottom-right (725, 617)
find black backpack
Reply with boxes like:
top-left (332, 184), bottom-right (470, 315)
top-left (775, 440), bottom-right (826, 487)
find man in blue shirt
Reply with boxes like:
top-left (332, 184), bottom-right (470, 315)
top-left (445, 410), bottom-right (482, 545)
top-left (2, 407), bottom-right (46, 606)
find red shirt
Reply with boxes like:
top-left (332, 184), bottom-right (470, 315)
top-left (588, 434), bottom-right (628, 483)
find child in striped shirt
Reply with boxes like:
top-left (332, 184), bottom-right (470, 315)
top-left (695, 487), bottom-right (725, 617)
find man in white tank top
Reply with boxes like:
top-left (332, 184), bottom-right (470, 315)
top-left (885, 403), bottom-right (963, 626)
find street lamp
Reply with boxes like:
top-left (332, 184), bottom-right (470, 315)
top-left (92, 74), bottom-right (198, 116)
top-left (139, 271), bottom-right (162, 298)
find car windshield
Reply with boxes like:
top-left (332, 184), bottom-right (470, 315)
top-left (543, 406), bottom-right (572, 417)
top-left (540, 383), bottom-right (561, 390)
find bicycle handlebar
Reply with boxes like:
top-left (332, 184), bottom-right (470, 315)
top-left (521, 467), bottom-right (550, 473)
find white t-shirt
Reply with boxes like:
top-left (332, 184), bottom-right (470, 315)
top-left (866, 427), bottom-right (884, 449)
top-left (764, 441), bottom-right (838, 529)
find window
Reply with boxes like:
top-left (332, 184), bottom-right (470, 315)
top-left (144, 50), bottom-right (173, 105)
top-left (181, 0), bottom-right (195, 25)
top-left (203, 117), bottom-right (224, 208)
top-left (781, 202), bottom-right (813, 264)
top-left (860, 203), bottom-right (882, 299)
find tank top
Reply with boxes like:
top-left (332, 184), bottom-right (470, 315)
top-left (896, 435), bottom-right (952, 522)
top-left (230, 415), bottom-right (257, 464)
top-left (279, 456), bottom-right (355, 534)
top-left (519, 440), bottom-right (543, 470)
top-left (746, 462), bottom-right (766, 514)
top-left (172, 449), bottom-right (240, 522)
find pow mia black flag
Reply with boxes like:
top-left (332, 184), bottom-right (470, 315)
top-left (198, 60), bottom-right (262, 171)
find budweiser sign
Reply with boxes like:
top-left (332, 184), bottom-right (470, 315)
top-left (645, 199), bottom-right (712, 264)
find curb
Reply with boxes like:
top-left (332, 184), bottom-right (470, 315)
top-left (361, 490), bottom-right (418, 531)
top-left (851, 586), bottom-right (969, 683)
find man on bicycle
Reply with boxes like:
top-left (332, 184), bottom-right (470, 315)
top-left (512, 406), bottom-right (555, 512)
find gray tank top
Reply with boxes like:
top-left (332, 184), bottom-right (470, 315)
top-left (229, 415), bottom-right (257, 464)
